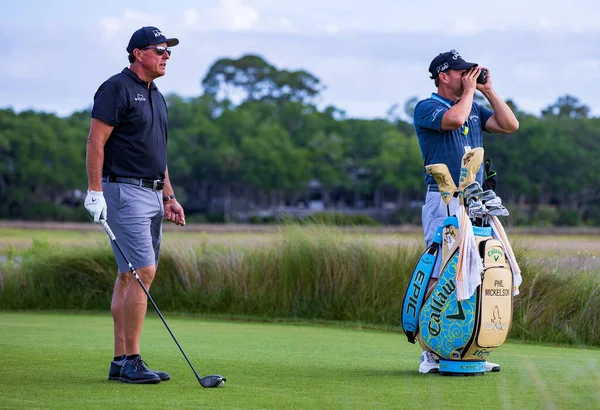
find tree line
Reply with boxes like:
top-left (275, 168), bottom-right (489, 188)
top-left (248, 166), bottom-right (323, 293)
top-left (0, 54), bottom-right (598, 225)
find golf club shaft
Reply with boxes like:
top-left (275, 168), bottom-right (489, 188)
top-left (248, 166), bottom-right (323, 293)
top-left (100, 219), bottom-right (205, 385)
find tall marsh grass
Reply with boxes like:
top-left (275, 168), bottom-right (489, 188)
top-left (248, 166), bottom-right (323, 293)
top-left (1, 226), bottom-right (598, 346)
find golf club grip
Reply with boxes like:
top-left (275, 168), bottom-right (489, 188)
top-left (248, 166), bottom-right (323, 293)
top-left (100, 219), bottom-right (116, 241)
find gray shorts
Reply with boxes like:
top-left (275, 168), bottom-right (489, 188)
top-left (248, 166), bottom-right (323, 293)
top-left (422, 190), bottom-right (459, 278)
top-left (103, 182), bottom-right (164, 274)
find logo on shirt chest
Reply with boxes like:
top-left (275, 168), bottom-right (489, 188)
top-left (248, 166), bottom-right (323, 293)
top-left (134, 93), bottom-right (146, 102)
top-left (469, 115), bottom-right (479, 122)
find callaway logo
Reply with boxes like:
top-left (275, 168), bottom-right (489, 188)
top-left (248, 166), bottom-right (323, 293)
top-left (450, 49), bottom-right (461, 60)
top-left (469, 115), bottom-right (479, 122)
top-left (436, 62), bottom-right (449, 74)
top-left (488, 248), bottom-right (503, 262)
top-left (134, 94), bottom-right (146, 102)
top-left (447, 300), bottom-right (466, 320)
top-left (152, 29), bottom-right (163, 37)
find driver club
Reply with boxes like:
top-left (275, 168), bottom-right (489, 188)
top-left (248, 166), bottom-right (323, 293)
top-left (100, 219), bottom-right (226, 388)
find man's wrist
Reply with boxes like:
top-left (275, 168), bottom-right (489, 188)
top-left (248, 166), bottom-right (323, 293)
top-left (480, 88), bottom-right (496, 99)
top-left (163, 194), bottom-right (176, 202)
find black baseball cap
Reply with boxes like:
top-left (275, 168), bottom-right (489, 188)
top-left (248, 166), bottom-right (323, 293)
top-left (126, 26), bottom-right (179, 54)
top-left (428, 49), bottom-right (477, 79)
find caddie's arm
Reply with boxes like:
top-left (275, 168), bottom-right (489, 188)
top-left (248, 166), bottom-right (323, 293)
top-left (477, 68), bottom-right (519, 133)
top-left (440, 67), bottom-right (480, 130)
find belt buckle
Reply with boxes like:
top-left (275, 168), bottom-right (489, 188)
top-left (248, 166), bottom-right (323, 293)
top-left (153, 180), bottom-right (165, 191)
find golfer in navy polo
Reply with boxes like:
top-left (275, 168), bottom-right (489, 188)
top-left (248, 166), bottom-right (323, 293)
top-left (413, 49), bottom-right (519, 374)
top-left (84, 26), bottom-right (185, 384)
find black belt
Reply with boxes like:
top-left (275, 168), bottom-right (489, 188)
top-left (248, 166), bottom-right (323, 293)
top-left (102, 176), bottom-right (164, 191)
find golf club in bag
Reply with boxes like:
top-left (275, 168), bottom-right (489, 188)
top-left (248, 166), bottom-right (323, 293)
top-left (100, 219), bottom-right (226, 388)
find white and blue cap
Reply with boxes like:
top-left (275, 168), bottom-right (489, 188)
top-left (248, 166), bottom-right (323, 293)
top-left (126, 26), bottom-right (179, 54)
top-left (428, 49), bottom-right (477, 79)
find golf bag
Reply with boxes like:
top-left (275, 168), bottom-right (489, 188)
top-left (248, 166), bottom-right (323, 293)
top-left (401, 148), bottom-right (518, 370)
top-left (413, 218), bottom-right (513, 362)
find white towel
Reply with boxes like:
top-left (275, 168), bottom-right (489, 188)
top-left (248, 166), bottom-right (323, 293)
top-left (456, 207), bottom-right (484, 301)
top-left (489, 216), bottom-right (523, 296)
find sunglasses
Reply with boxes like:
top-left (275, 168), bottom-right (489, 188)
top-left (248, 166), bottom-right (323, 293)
top-left (143, 46), bottom-right (172, 56)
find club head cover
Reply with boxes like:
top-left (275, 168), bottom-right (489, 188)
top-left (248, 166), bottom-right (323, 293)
top-left (425, 163), bottom-right (457, 205)
top-left (458, 148), bottom-right (484, 203)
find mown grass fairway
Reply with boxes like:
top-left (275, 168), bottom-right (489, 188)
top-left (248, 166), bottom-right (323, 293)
top-left (0, 312), bottom-right (598, 409)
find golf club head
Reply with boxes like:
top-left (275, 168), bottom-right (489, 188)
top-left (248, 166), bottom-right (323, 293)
top-left (484, 197), bottom-right (502, 208)
top-left (463, 182), bottom-right (483, 201)
top-left (487, 206), bottom-right (510, 217)
top-left (479, 190), bottom-right (497, 203)
top-left (468, 200), bottom-right (485, 218)
top-left (200, 375), bottom-right (226, 388)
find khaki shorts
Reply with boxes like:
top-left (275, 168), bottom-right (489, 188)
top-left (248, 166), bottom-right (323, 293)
top-left (422, 189), bottom-right (459, 278)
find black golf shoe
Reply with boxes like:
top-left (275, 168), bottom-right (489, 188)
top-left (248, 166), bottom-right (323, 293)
top-left (108, 359), bottom-right (171, 382)
top-left (115, 357), bottom-right (168, 384)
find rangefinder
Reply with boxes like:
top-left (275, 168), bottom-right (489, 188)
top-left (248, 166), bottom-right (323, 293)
top-left (476, 69), bottom-right (488, 84)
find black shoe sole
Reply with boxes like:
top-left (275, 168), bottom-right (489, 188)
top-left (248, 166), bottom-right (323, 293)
top-left (119, 377), bottom-right (161, 384)
top-left (109, 374), bottom-right (169, 381)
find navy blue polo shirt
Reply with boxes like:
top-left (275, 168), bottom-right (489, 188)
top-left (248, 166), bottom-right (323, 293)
top-left (414, 93), bottom-right (494, 188)
top-left (91, 68), bottom-right (169, 180)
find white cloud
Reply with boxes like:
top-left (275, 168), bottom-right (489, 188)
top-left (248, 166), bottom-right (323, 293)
top-left (188, 0), bottom-right (259, 31)
top-left (101, 18), bottom-right (122, 37)
top-left (184, 9), bottom-right (199, 26)
top-left (220, 0), bottom-right (259, 31)
top-left (451, 19), bottom-right (481, 36)
top-left (2, 52), bottom-right (45, 79)
top-left (122, 9), bottom-right (158, 23)
top-left (325, 24), bottom-right (340, 35)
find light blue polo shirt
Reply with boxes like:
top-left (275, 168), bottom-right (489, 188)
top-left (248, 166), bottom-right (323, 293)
top-left (414, 93), bottom-right (494, 188)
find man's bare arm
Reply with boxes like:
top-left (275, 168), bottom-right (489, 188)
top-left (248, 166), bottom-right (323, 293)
top-left (86, 118), bottom-right (114, 191)
top-left (482, 89), bottom-right (520, 134)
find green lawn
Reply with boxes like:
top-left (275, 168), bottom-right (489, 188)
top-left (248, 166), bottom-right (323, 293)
top-left (0, 312), bottom-right (598, 409)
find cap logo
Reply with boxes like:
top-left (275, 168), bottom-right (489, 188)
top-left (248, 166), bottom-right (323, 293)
top-left (436, 62), bottom-right (449, 73)
top-left (152, 29), bottom-right (163, 37)
top-left (450, 49), bottom-right (461, 60)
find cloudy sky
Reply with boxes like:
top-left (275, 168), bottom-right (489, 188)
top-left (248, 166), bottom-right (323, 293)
top-left (3, 0), bottom-right (600, 120)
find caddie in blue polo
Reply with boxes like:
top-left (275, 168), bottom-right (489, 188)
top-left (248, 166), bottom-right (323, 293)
top-left (84, 26), bottom-right (185, 384)
top-left (412, 49), bottom-right (520, 374)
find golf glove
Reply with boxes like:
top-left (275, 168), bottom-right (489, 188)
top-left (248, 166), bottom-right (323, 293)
top-left (84, 190), bottom-right (107, 223)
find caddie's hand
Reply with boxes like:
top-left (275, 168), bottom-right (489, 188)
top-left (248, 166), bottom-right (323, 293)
top-left (461, 66), bottom-right (480, 94)
top-left (476, 67), bottom-right (493, 92)
top-left (84, 190), bottom-right (107, 223)
top-left (164, 200), bottom-right (186, 226)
